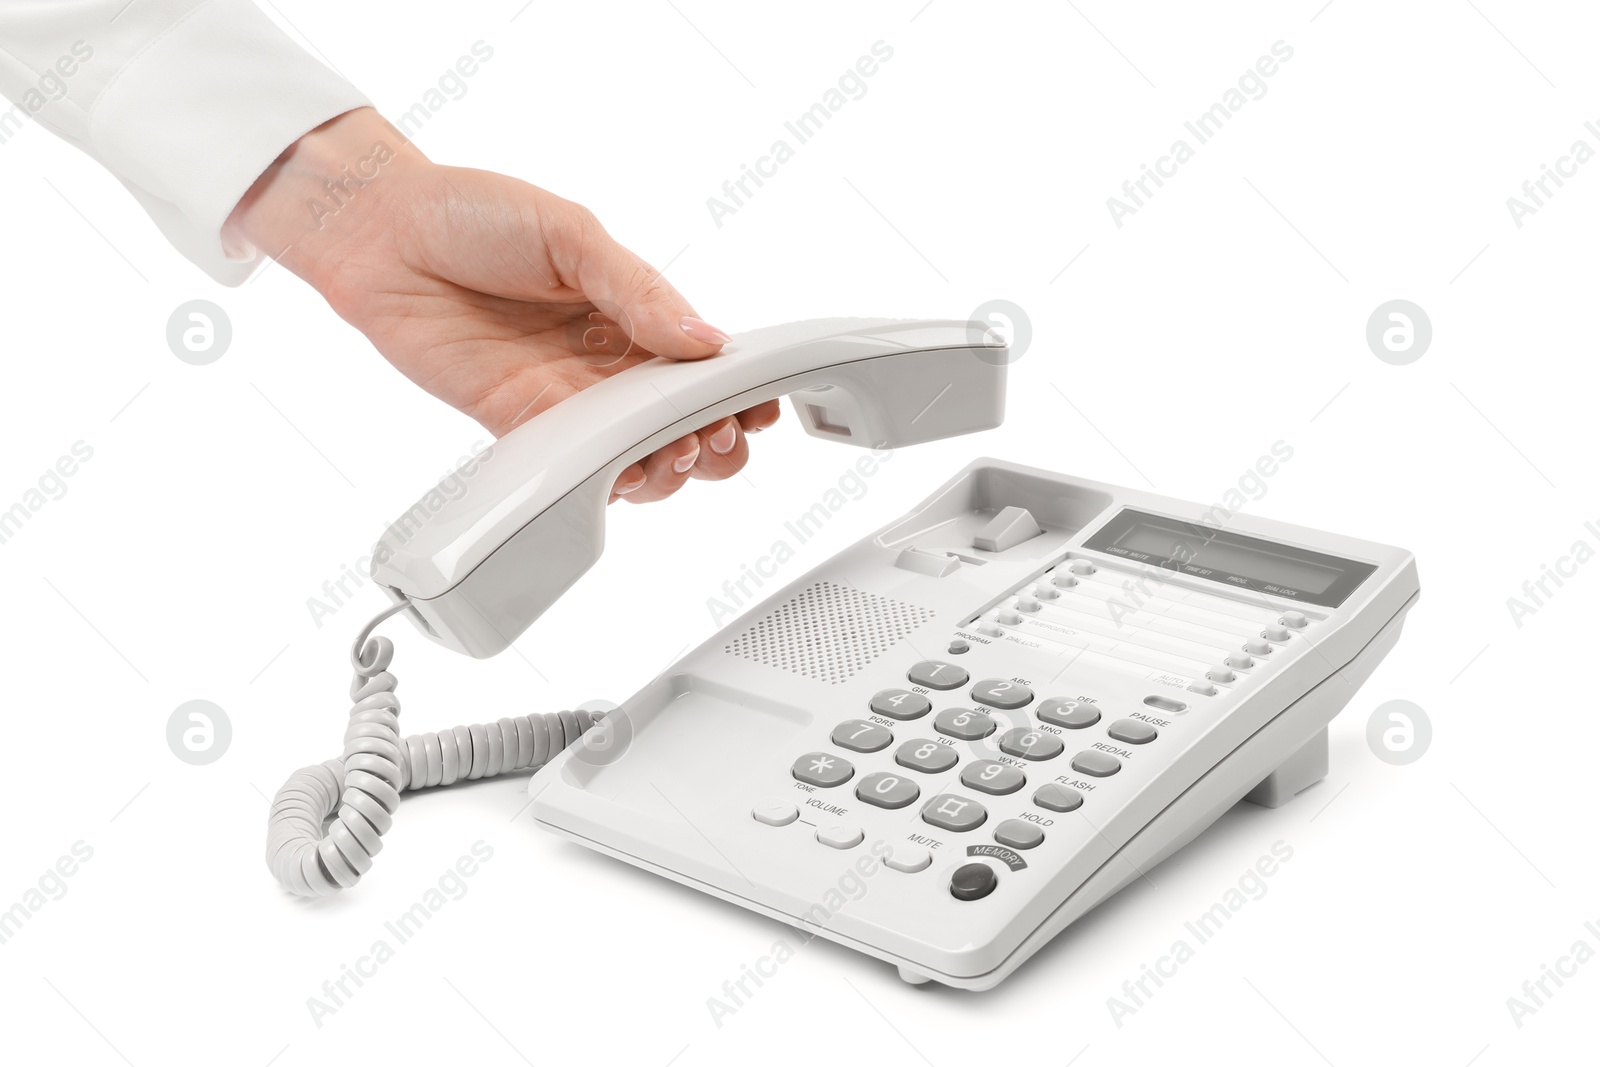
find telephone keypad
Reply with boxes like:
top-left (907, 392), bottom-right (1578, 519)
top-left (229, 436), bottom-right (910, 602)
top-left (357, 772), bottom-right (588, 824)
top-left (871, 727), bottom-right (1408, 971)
top-left (870, 689), bottom-right (932, 721)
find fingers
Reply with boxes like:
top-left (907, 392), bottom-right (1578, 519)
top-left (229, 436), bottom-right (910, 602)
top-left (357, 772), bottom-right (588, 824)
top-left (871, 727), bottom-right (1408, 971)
top-left (609, 405), bottom-right (776, 504)
top-left (612, 433), bottom-right (702, 504)
top-left (736, 399), bottom-right (782, 435)
top-left (545, 203), bottom-right (733, 361)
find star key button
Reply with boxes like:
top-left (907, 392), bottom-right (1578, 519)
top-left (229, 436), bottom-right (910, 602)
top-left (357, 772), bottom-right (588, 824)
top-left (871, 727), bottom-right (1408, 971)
top-left (791, 751), bottom-right (854, 787)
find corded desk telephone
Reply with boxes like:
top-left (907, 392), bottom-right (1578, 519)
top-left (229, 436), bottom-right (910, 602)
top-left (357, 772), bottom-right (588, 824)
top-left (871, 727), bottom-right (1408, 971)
top-left (267, 318), bottom-right (1419, 991)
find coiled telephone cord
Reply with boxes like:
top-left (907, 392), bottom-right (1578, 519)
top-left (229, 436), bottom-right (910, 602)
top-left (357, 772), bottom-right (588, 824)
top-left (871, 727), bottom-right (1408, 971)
top-left (265, 602), bottom-right (602, 896)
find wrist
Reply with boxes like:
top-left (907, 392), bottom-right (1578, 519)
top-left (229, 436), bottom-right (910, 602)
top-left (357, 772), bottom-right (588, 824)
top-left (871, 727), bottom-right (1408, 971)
top-left (227, 107), bottom-right (431, 293)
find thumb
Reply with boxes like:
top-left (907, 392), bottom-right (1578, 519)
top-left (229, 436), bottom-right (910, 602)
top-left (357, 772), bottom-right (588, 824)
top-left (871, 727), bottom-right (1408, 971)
top-left (556, 207), bottom-right (732, 360)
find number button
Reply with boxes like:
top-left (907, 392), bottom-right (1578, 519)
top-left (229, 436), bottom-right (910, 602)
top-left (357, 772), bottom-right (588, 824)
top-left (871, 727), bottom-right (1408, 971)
top-left (971, 678), bottom-right (1035, 710)
top-left (997, 727), bottom-right (1064, 761)
top-left (921, 793), bottom-right (988, 833)
top-left (907, 660), bottom-right (970, 690)
top-left (894, 739), bottom-right (958, 774)
top-left (1036, 697), bottom-right (1100, 729)
top-left (855, 771), bottom-right (921, 809)
top-left (870, 689), bottom-right (932, 721)
top-left (831, 719), bottom-right (893, 753)
top-left (934, 707), bottom-right (997, 740)
top-left (791, 751), bottom-right (854, 787)
top-left (960, 759), bottom-right (1026, 795)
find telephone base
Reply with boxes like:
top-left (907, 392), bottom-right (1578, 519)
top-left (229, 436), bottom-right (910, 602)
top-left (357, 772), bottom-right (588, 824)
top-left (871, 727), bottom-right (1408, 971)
top-left (1243, 727), bottom-right (1329, 808)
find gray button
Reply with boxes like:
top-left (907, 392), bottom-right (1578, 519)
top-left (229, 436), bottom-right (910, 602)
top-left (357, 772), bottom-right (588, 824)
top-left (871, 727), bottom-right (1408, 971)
top-left (870, 689), bottom-right (932, 720)
top-left (1036, 697), bottom-right (1100, 729)
top-left (1070, 750), bottom-right (1121, 777)
top-left (856, 771), bottom-right (921, 809)
top-left (947, 640), bottom-right (970, 655)
top-left (816, 824), bottom-right (863, 849)
top-left (934, 707), bottom-right (997, 740)
top-left (971, 679), bottom-right (1034, 710)
top-left (907, 660), bottom-right (969, 690)
top-left (950, 861), bottom-right (997, 900)
top-left (832, 719), bottom-right (893, 753)
top-left (921, 793), bottom-right (988, 832)
top-left (960, 759), bottom-right (1026, 795)
top-left (894, 739), bottom-right (959, 774)
top-left (1107, 718), bottom-right (1157, 745)
top-left (883, 843), bottom-right (931, 873)
top-left (998, 727), bottom-right (1064, 761)
top-left (994, 819), bottom-right (1044, 850)
top-left (791, 751), bottom-right (854, 787)
top-left (1032, 783), bottom-right (1083, 812)
top-left (751, 798), bottom-right (798, 825)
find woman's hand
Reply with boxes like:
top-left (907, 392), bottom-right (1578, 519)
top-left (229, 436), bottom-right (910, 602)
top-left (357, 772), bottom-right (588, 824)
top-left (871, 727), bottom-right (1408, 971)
top-left (228, 107), bottom-right (779, 501)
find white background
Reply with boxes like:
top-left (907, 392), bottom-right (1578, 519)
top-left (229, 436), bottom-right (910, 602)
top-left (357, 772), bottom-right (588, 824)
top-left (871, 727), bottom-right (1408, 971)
top-left (1, 1), bottom-right (1595, 1064)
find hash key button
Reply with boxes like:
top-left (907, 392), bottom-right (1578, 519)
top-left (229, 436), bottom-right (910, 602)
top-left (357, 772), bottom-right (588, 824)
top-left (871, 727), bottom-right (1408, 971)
top-left (871, 689), bottom-right (932, 721)
top-left (907, 660), bottom-right (969, 690)
top-left (792, 751), bottom-right (854, 787)
top-left (1107, 718), bottom-right (1157, 744)
top-left (921, 793), bottom-right (988, 833)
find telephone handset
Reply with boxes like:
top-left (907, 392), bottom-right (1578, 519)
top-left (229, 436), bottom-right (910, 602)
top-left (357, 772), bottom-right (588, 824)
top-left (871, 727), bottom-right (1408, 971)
top-left (370, 317), bottom-right (1008, 658)
top-left (267, 319), bottom-right (1008, 896)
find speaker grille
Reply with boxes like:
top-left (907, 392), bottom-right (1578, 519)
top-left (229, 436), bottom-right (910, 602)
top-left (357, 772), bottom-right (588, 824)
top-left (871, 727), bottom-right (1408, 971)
top-left (723, 581), bottom-right (936, 684)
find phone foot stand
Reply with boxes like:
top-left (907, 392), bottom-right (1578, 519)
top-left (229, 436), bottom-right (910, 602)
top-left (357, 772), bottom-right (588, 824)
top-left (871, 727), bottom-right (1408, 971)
top-left (1243, 727), bottom-right (1329, 809)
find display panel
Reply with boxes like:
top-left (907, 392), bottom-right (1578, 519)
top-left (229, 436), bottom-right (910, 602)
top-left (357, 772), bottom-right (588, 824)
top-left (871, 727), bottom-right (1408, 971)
top-left (1080, 509), bottom-right (1377, 607)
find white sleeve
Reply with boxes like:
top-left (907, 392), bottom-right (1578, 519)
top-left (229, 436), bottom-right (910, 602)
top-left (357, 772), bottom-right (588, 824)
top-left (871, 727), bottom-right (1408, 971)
top-left (0, 0), bottom-right (371, 285)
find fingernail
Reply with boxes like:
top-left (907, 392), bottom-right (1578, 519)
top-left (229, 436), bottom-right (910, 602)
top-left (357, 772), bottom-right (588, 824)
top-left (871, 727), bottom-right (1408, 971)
top-left (680, 316), bottom-right (732, 345)
top-left (615, 470), bottom-right (646, 494)
top-left (673, 443), bottom-right (701, 473)
top-left (708, 421), bottom-right (737, 454)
